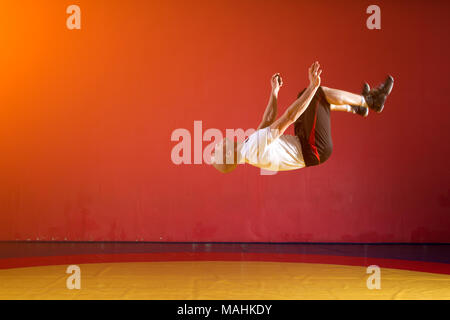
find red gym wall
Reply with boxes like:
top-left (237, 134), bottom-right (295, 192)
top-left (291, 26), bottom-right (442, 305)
top-left (0, 0), bottom-right (449, 242)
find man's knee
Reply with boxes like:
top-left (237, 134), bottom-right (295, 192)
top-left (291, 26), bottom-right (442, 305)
top-left (320, 142), bottom-right (333, 164)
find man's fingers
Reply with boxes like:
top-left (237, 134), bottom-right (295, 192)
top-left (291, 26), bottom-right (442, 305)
top-left (272, 73), bottom-right (281, 82)
top-left (310, 61), bottom-right (321, 78)
top-left (313, 62), bottom-right (320, 74)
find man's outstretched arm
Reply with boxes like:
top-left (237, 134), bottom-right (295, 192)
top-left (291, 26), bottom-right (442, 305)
top-left (269, 61), bottom-right (322, 139)
top-left (257, 73), bottom-right (283, 130)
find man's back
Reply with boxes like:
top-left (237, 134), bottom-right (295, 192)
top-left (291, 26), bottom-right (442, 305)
top-left (239, 127), bottom-right (305, 172)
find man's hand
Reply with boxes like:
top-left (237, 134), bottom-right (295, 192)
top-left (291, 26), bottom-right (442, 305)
top-left (271, 73), bottom-right (283, 96)
top-left (308, 61), bottom-right (322, 88)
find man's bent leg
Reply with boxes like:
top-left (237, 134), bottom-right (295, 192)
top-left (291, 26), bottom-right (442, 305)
top-left (322, 86), bottom-right (368, 107)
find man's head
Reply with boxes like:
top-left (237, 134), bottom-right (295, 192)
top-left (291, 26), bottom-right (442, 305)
top-left (211, 138), bottom-right (240, 173)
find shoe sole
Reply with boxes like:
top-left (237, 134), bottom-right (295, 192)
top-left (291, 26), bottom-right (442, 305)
top-left (362, 108), bottom-right (369, 117)
top-left (383, 75), bottom-right (394, 95)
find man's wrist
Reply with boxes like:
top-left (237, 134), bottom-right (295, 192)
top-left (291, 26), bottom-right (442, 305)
top-left (308, 83), bottom-right (320, 90)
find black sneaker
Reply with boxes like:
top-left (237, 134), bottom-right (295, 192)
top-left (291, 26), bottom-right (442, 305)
top-left (351, 105), bottom-right (369, 117)
top-left (362, 75), bottom-right (394, 113)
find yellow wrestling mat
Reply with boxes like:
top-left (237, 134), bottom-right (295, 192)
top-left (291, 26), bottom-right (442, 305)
top-left (0, 261), bottom-right (449, 299)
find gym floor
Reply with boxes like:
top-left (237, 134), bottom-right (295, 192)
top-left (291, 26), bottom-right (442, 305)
top-left (0, 242), bottom-right (449, 299)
